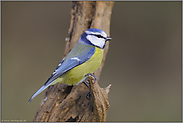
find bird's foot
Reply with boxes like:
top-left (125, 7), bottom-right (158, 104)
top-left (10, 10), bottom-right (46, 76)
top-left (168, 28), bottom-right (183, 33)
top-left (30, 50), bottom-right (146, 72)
top-left (83, 73), bottom-right (97, 87)
top-left (85, 91), bottom-right (90, 100)
top-left (83, 73), bottom-right (97, 100)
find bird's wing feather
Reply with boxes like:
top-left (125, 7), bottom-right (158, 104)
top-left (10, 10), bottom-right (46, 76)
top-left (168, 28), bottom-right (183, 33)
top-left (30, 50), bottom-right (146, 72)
top-left (28, 56), bottom-right (84, 103)
top-left (44, 46), bottom-right (95, 86)
top-left (28, 43), bottom-right (95, 103)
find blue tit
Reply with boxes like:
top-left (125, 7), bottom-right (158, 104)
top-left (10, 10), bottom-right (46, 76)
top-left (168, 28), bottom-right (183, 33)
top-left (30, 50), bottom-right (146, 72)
top-left (28, 28), bottom-right (111, 103)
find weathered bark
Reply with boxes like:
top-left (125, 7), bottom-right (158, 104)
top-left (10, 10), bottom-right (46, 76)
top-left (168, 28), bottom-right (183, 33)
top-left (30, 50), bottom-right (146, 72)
top-left (33, 1), bottom-right (114, 122)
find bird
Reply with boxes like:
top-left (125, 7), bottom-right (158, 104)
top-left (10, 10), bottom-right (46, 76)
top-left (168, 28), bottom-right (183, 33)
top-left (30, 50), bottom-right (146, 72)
top-left (28, 28), bottom-right (111, 103)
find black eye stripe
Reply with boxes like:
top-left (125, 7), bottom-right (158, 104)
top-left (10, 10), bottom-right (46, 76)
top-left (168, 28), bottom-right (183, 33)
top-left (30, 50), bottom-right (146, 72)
top-left (93, 34), bottom-right (106, 39)
top-left (96, 35), bottom-right (103, 38)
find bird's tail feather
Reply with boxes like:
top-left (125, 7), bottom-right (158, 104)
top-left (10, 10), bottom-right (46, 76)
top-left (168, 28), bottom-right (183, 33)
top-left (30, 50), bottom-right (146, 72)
top-left (28, 83), bottom-right (51, 103)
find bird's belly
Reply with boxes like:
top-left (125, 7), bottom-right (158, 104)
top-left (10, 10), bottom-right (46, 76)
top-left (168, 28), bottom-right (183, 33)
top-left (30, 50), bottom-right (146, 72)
top-left (62, 47), bottom-right (103, 85)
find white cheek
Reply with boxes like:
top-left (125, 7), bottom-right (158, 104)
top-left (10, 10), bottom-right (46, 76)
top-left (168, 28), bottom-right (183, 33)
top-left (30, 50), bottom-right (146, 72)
top-left (86, 35), bottom-right (105, 48)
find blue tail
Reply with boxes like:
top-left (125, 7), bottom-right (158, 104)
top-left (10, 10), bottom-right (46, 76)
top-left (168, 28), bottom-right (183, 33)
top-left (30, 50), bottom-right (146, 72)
top-left (28, 84), bottom-right (51, 103)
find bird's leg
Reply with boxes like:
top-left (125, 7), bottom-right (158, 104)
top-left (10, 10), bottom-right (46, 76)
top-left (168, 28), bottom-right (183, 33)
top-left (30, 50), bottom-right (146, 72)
top-left (83, 73), bottom-right (97, 100)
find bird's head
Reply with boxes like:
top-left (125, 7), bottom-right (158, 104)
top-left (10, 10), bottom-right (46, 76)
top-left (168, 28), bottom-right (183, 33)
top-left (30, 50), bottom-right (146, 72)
top-left (80, 28), bottom-right (112, 49)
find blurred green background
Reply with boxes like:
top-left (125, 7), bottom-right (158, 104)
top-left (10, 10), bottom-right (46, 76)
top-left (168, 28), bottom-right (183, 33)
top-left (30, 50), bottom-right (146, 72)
top-left (2, 1), bottom-right (181, 122)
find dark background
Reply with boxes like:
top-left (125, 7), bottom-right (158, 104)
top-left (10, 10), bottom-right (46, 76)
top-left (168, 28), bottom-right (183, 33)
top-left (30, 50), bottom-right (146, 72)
top-left (2, 1), bottom-right (181, 122)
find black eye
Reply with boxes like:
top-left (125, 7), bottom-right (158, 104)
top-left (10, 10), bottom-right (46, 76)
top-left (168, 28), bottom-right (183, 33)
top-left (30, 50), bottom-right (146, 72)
top-left (95, 35), bottom-right (104, 38)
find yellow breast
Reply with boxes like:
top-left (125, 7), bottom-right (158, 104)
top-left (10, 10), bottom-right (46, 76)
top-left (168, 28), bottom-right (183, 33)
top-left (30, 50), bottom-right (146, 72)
top-left (53, 47), bottom-right (103, 85)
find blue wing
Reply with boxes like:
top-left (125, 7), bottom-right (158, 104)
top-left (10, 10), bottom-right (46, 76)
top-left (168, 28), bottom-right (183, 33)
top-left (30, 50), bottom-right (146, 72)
top-left (44, 46), bottom-right (95, 85)
top-left (28, 46), bottom-right (95, 103)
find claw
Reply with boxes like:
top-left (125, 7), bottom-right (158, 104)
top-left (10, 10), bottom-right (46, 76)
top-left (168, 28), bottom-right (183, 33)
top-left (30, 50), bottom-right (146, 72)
top-left (86, 91), bottom-right (90, 100)
top-left (84, 73), bottom-right (97, 85)
top-left (83, 73), bottom-right (97, 100)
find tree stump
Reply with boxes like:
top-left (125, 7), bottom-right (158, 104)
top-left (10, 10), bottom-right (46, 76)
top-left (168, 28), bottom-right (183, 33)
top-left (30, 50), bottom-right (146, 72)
top-left (33, 1), bottom-right (114, 122)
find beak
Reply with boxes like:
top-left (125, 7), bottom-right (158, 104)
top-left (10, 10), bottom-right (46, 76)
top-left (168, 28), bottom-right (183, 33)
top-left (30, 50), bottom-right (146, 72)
top-left (106, 36), bottom-right (112, 41)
